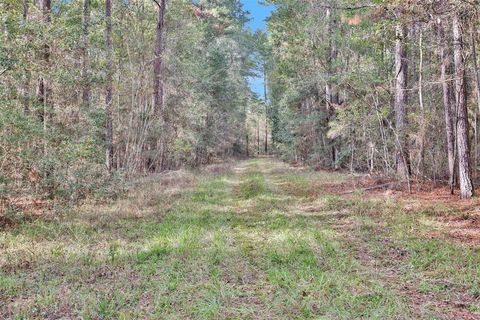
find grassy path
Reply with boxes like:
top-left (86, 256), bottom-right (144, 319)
top-left (2, 158), bottom-right (480, 319)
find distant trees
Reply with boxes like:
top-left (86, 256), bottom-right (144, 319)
top-left (4, 0), bottom-right (480, 204)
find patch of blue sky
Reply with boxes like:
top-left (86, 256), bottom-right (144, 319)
top-left (242, 0), bottom-right (275, 100)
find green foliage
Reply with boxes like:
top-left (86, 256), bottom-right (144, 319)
top-left (0, 0), bottom-right (258, 207)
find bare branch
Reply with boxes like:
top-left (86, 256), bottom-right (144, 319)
top-left (151, 0), bottom-right (161, 9)
top-left (317, 4), bottom-right (376, 11)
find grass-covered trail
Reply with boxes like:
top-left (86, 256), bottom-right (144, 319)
top-left (2, 158), bottom-right (480, 319)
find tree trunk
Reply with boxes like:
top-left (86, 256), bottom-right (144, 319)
top-left (152, 0), bottom-right (167, 170)
top-left (264, 120), bottom-right (268, 155)
top-left (105, 0), bottom-right (114, 172)
top-left (394, 19), bottom-right (409, 179)
top-left (80, 0), bottom-right (90, 108)
top-left (416, 27), bottom-right (425, 177)
top-left (22, 0), bottom-right (30, 114)
top-left (152, 0), bottom-right (166, 116)
top-left (471, 27), bottom-right (480, 114)
top-left (257, 119), bottom-right (260, 155)
top-left (246, 132), bottom-right (249, 157)
top-left (36, 0), bottom-right (54, 197)
top-left (264, 64), bottom-right (268, 154)
top-left (453, 13), bottom-right (474, 199)
top-left (470, 25), bottom-right (480, 179)
top-left (325, 6), bottom-right (339, 169)
top-left (437, 18), bottom-right (456, 194)
top-left (37, 0), bottom-right (51, 123)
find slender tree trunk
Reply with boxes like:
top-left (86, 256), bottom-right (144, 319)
top-left (152, 0), bottom-right (166, 116)
top-left (409, 22), bottom-right (417, 82)
top-left (325, 6), bottom-right (339, 169)
top-left (152, 0), bottom-right (167, 170)
top-left (476, 114), bottom-right (478, 180)
top-left (257, 119), bottom-right (260, 155)
top-left (37, 0), bottom-right (51, 123)
top-left (394, 18), bottom-right (410, 179)
top-left (453, 13), bottom-right (474, 199)
top-left (264, 64), bottom-right (268, 154)
top-left (105, 0), bottom-right (114, 172)
top-left (22, 0), bottom-right (30, 114)
top-left (437, 18), bottom-right (456, 194)
top-left (471, 27), bottom-right (480, 114)
top-left (36, 0), bottom-right (54, 197)
top-left (470, 25), bottom-right (480, 179)
top-left (80, 0), bottom-right (90, 108)
top-left (417, 28), bottom-right (425, 177)
top-left (264, 120), bottom-right (268, 155)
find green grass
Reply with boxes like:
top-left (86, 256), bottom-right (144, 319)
top-left (1, 159), bottom-right (479, 319)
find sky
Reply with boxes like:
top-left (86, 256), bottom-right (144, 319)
top-left (242, 0), bottom-right (275, 100)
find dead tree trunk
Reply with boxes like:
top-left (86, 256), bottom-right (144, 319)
top-left (105, 0), bottom-right (114, 172)
top-left (394, 18), bottom-right (410, 179)
top-left (80, 0), bottom-right (90, 108)
top-left (453, 13), bottom-right (474, 199)
top-left (437, 18), bottom-right (456, 195)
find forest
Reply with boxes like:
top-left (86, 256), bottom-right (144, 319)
top-left (3, 0), bottom-right (480, 319)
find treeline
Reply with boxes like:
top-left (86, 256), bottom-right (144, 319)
top-left (5, 0), bottom-right (478, 205)
top-left (266, 0), bottom-right (480, 198)
top-left (0, 0), bottom-right (257, 204)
